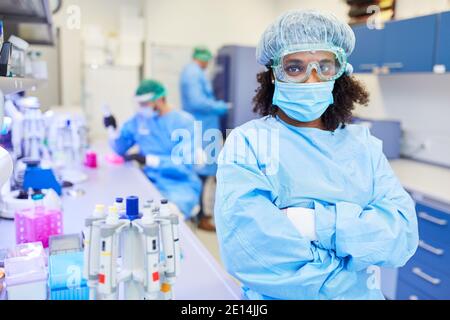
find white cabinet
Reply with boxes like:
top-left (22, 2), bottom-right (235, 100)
top-left (83, 66), bottom-right (139, 140)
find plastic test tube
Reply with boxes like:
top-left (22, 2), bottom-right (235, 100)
top-left (83, 204), bottom-right (105, 300)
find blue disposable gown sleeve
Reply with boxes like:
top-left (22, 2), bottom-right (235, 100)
top-left (148, 117), bottom-right (198, 179)
top-left (214, 129), bottom-right (367, 300)
top-left (109, 120), bottom-right (136, 156)
top-left (182, 69), bottom-right (227, 115)
top-left (149, 154), bottom-right (195, 179)
top-left (315, 134), bottom-right (419, 272)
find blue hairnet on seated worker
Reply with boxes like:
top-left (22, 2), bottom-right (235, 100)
top-left (256, 9), bottom-right (356, 67)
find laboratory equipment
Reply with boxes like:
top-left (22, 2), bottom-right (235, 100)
top-left (83, 197), bottom-right (181, 300)
top-left (26, 51), bottom-right (48, 79)
top-left (3, 95), bottom-right (24, 160)
top-left (15, 198), bottom-right (63, 248)
top-left (5, 241), bottom-right (46, 263)
top-left (7, 35), bottom-right (29, 78)
top-left (105, 153), bottom-right (124, 165)
top-left (15, 96), bottom-right (49, 160)
top-left (49, 234), bottom-right (83, 256)
top-left (22, 159), bottom-right (62, 195)
top-left (0, 248), bottom-right (8, 267)
top-left (0, 145), bottom-right (12, 192)
top-left (213, 45), bottom-right (264, 130)
top-left (0, 95), bottom-right (63, 219)
top-left (353, 117), bottom-right (402, 159)
top-left (4, 242), bottom-right (47, 300)
top-left (0, 94), bottom-right (14, 219)
top-left (0, 116), bottom-right (12, 149)
top-left (0, 41), bottom-right (12, 77)
top-left (48, 234), bottom-right (88, 300)
top-left (47, 112), bottom-right (90, 169)
top-left (45, 111), bottom-right (89, 184)
top-left (0, 21), bottom-right (4, 47)
top-left (84, 151), bottom-right (97, 168)
top-left (1, 182), bottom-right (61, 220)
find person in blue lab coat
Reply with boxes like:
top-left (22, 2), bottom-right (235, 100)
top-left (104, 79), bottom-right (201, 219)
top-left (214, 10), bottom-right (419, 300)
top-left (180, 46), bottom-right (229, 231)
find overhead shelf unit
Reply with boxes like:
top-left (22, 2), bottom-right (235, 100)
top-left (0, 76), bottom-right (45, 95)
top-left (0, 0), bottom-right (55, 46)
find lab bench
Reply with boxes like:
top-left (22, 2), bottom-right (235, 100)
top-left (390, 159), bottom-right (450, 300)
top-left (0, 147), bottom-right (241, 300)
top-left (1, 155), bottom-right (449, 300)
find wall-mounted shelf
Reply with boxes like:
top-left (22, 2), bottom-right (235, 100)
top-left (0, 77), bottom-right (46, 95)
top-left (0, 0), bottom-right (54, 46)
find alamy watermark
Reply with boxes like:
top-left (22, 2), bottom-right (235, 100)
top-left (170, 121), bottom-right (280, 176)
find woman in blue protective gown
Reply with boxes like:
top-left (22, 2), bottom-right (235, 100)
top-left (214, 10), bottom-right (419, 300)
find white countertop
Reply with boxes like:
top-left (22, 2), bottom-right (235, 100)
top-left (0, 143), bottom-right (242, 300)
top-left (390, 159), bottom-right (450, 204)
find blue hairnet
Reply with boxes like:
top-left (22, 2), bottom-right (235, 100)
top-left (256, 10), bottom-right (356, 67)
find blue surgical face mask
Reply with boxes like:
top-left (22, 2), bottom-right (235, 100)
top-left (138, 107), bottom-right (157, 119)
top-left (273, 80), bottom-right (335, 122)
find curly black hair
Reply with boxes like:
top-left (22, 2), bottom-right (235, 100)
top-left (253, 70), bottom-right (370, 131)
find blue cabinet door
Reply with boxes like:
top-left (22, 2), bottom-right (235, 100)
top-left (349, 24), bottom-right (384, 73)
top-left (396, 279), bottom-right (435, 300)
top-left (381, 14), bottom-right (437, 73)
top-left (436, 12), bottom-right (450, 71)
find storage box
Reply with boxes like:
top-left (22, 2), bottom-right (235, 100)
top-left (4, 242), bottom-right (48, 300)
top-left (15, 206), bottom-right (63, 248)
top-left (48, 251), bottom-right (88, 300)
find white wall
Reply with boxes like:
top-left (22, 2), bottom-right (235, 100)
top-left (274, 0), bottom-right (348, 20)
top-left (144, 0), bottom-right (276, 76)
top-left (28, 44), bottom-right (60, 108)
top-left (43, 0), bottom-right (450, 108)
top-left (275, 0), bottom-right (450, 22)
top-left (34, 0), bottom-right (450, 166)
top-left (51, 0), bottom-right (143, 107)
top-left (395, 0), bottom-right (450, 19)
top-left (352, 1), bottom-right (450, 167)
top-left (354, 73), bottom-right (450, 167)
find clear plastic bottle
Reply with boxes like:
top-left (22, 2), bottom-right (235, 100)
top-left (31, 192), bottom-right (45, 215)
top-left (0, 21), bottom-right (4, 50)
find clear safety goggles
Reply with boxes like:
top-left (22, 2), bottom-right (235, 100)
top-left (271, 44), bottom-right (348, 83)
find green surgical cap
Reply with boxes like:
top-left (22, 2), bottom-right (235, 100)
top-left (135, 79), bottom-right (167, 103)
top-left (193, 46), bottom-right (213, 62)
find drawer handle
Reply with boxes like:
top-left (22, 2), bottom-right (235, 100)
top-left (383, 62), bottom-right (404, 69)
top-left (418, 211), bottom-right (448, 226)
top-left (412, 267), bottom-right (441, 285)
top-left (419, 240), bottom-right (444, 256)
top-left (359, 64), bottom-right (378, 71)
